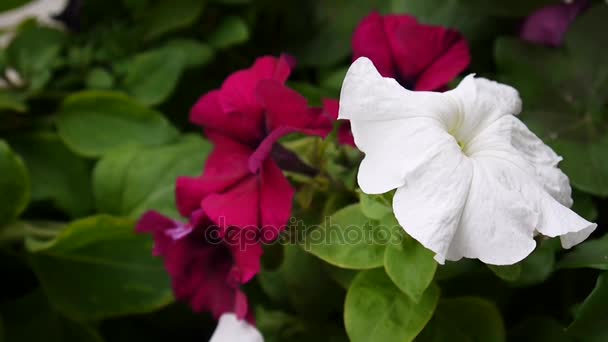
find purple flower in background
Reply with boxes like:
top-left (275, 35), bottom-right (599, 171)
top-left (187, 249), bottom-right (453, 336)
top-left (520, 0), bottom-right (588, 47)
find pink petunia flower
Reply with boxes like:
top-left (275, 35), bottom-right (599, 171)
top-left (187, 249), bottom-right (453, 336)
top-left (352, 12), bottom-right (470, 91)
top-left (188, 55), bottom-right (332, 241)
top-left (136, 209), bottom-right (262, 322)
top-left (520, 0), bottom-right (588, 47)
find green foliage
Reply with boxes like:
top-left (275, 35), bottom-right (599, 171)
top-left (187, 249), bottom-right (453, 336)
top-left (0, 140), bottom-right (29, 226)
top-left (29, 215), bottom-right (173, 320)
top-left (56, 91), bottom-right (179, 157)
top-left (568, 273), bottom-right (608, 342)
top-left (344, 269), bottom-right (439, 342)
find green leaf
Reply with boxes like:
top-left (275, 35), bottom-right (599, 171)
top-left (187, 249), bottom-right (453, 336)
top-left (344, 268), bottom-right (439, 342)
top-left (121, 48), bottom-right (185, 106)
top-left (0, 291), bottom-right (104, 342)
top-left (488, 264), bottom-right (522, 282)
top-left (208, 16), bottom-right (250, 49)
top-left (93, 134), bottom-right (211, 218)
top-left (304, 204), bottom-right (393, 269)
top-left (495, 6), bottom-right (608, 196)
top-left (0, 140), bottom-right (29, 226)
top-left (358, 192), bottom-right (392, 220)
top-left (572, 190), bottom-right (598, 221)
top-left (0, 91), bottom-right (26, 112)
top-left (457, 0), bottom-right (553, 17)
top-left (568, 272), bottom-right (608, 342)
top-left (56, 91), bottom-right (178, 157)
top-left (86, 68), bottom-right (114, 89)
top-left (558, 235), bottom-right (608, 270)
top-left (163, 39), bottom-right (215, 68)
top-left (384, 232), bottom-right (437, 302)
top-left (0, 0), bottom-right (33, 12)
top-left (5, 23), bottom-right (65, 90)
top-left (29, 215), bottom-right (173, 320)
top-left (141, 0), bottom-right (206, 41)
top-left (417, 297), bottom-right (506, 342)
top-left (10, 133), bottom-right (93, 218)
top-left (510, 316), bottom-right (573, 342)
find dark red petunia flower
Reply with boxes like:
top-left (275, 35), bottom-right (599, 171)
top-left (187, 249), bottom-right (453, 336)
top-left (520, 0), bottom-right (588, 47)
top-left (322, 98), bottom-right (355, 147)
top-left (188, 55), bottom-right (332, 241)
top-left (352, 12), bottom-right (470, 91)
top-left (136, 210), bottom-right (262, 322)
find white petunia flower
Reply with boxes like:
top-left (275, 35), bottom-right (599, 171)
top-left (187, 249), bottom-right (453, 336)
top-left (339, 57), bottom-right (597, 265)
top-left (209, 313), bottom-right (264, 342)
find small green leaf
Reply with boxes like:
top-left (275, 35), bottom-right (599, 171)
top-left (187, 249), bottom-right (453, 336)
top-left (0, 91), bottom-right (26, 112)
top-left (86, 68), bottom-right (114, 89)
top-left (345, 268), bottom-right (439, 342)
top-left (304, 204), bottom-right (394, 269)
top-left (0, 140), bottom-right (29, 226)
top-left (385, 233), bottom-right (437, 302)
top-left (121, 48), bottom-right (185, 106)
top-left (488, 264), bottom-right (522, 282)
top-left (417, 297), bottom-right (506, 342)
top-left (359, 192), bottom-right (392, 220)
top-left (29, 215), bottom-right (173, 320)
top-left (93, 134), bottom-right (211, 218)
top-left (141, 0), bottom-right (206, 40)
top-left (163, 39), bottom-right (215, 68)
top-left (10, 133), bottom-right (93, 218)
top-left (56, 91), bottom-right (178, 157)
top-left (208, 16), bottom-right (250, 50)
top-left (558, 235), bottom-right (608, 270)
top-left (568, 272), bottom-right (608, 342)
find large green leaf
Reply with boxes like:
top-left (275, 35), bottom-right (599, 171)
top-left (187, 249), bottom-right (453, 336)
top-left (208, 16), bottom-right (250, 50)
top-left (568, 272), bottom-right (608, 342)
top-left (384, 232), bottom-right (437, 302)
top-left (0, 140), bottom-right (29, 226)
top-left (29, 215), bottom-right (173, 320)
top-left (304, 204), bottom-right (393, 269)
top-left (495, 5), bottom-right (608, 196)
top-left (558, 235), bottom-right (608, 270)
top-left (5, 23), bottom-right (65, 90)
top-left (344, 268), bottom-right (439, 342)
top-left (417, 297), bottom-right (505, 342)
top-left (93, 134), bottom-right (211, 219)
top-left (56, 91), bottom-right (178, 157)
top-left (121, 48), bottom-right (185, 106)
top-left (10, 133), bottom-right (93, 218)
top-left (0, 291), bottom-right (103, 342)
top-left (141, 0), bottom-right (206, 40)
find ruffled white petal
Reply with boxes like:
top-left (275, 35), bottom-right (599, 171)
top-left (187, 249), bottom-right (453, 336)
top-left (446, 158), bottom-right (539, 265)
top-left (339, 57), bottom-right (458, 124)
top-left (352, 117), bottom-right (455, 194)
top-left (448, 77), bottom-right (522, 144)
top-left (209, 314), bottom-right (264, 342)
top-left (392, 140), bottom-right (472, 263)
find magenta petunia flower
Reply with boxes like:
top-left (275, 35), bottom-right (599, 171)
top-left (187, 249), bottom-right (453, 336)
top-left (520, 0), bottom-right (588, 47)
top-left (322, 98), bottom-right (355, 147)
top-left (188, 55), bottom-right (332, 241)
top-left (352, 12), bottom-right (470, 91)
top-left (136, 210), bottom-right (262, 321)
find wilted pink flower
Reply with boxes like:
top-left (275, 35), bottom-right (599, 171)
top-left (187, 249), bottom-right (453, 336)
top-left (136, 210), bottom-right (262, 321)
top-left (188, 55), bottom-right (332, 240)
top-left (352, 12), bottom-right (470, 91)
top-left (520, 0), bottom-right (588, 47)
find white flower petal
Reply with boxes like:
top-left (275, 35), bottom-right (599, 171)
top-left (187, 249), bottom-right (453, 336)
top-left (467, 115), bottom-right (572, 206)
top-left (338, 57), bottom-right (457, 123)
top-left (353, 117), bottom-right (454, 194)
top-left (449, 77), bottom-right (522, 144)
top-left (392, 142), bottom-right (472, 264)
top-left (446, 158), bottom-right (539, 265)
top-left (209, 314), bottom-right (264, 342)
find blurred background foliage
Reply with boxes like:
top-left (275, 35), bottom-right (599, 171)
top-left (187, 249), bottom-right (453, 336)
top-left (0, 0), bottom-right (607, 341)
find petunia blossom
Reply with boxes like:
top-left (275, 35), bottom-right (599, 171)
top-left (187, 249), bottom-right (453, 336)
top-left (137, 176), bottom-right (263, 320)
top-left (339, 57), bottom-right (597, 265)
top-left (189, 55), bottom-right (332, 241)
top-left (352, 12), bottom-right (470, 91)
top-left (209, 313), bottom-right (264, 342)
top-left (520, 0), bottom-right (588, 47)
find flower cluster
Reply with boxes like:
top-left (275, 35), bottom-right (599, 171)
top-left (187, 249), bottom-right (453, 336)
top-left (137, 55), bottom-right (332, 320)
